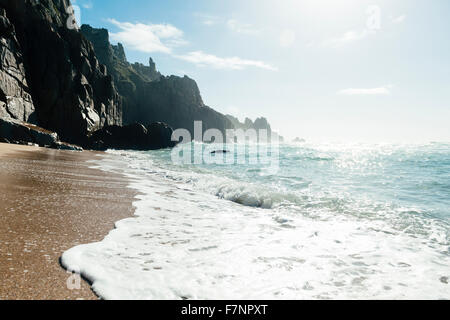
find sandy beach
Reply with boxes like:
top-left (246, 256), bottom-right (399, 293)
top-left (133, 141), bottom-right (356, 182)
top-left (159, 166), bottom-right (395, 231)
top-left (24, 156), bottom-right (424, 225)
top-left (0, 143), bottom-right (137, 300)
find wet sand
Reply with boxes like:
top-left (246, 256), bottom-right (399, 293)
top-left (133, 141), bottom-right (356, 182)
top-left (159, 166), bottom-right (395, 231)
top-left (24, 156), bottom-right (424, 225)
top-left (0, 143), bottom-right (137, 300)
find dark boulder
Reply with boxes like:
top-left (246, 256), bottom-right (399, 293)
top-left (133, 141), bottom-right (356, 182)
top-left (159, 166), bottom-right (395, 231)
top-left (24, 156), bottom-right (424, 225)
top-left (0, 117), bottom-right (57, 146)
top-left (86, 122), bottom-right (177, 151)
top-left (146, 122), bottom-right (177, 149)
top-left (211, 150), bottom-right (230, 154)
top-left (0, 8), bottom-right (35, 123)
top-left (0, 117), bottom-right (83, 150)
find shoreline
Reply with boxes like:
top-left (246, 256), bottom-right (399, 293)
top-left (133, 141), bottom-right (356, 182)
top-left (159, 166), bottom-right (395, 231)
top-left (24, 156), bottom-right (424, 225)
top-left (0, 143), bottom-right (138, 300)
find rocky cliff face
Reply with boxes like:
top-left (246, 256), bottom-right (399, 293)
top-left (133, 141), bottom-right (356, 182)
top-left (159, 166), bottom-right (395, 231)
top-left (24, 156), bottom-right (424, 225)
top-left (131, 58), bottom-right (161, 82)
top-left (0, 1), bottom-right (273, 149)
top-left (0, 8), bottom-right (35, 123)
top-left (138, 75), bottom-right (233, 135)
top-left (0, 0), bottom-right (122, 144)
top-left (253, 117), bottom-right (272, 134)
top-left (81, 24), bottom-right (233, 137)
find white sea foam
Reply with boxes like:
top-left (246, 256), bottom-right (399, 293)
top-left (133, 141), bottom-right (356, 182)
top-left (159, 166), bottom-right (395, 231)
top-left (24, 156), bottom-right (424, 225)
top-left (62, 146), bottom-right (450, 300)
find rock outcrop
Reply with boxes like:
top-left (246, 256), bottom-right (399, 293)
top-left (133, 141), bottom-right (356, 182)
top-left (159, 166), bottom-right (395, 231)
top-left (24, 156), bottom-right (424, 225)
top-left (0, 117), bottom-right (57, 146)
top-left (0, 0), bottom-right (122, 145)
top-left (226, 115), bottom-right (271, 133)
top-left (226, 115), bottom-right (284, 142)
top-left (253, 117), bottom-right (272, 134)
top-left (131, 58), bottom-right (161, 82)
top-left (0, 8), bottom-right (35, 123)
top-left (1, 1), bottom-right (277, 151)
top-left (0, 117), bottom-right (82, 150)
top-left (86, 122), bottom-right (177, 151)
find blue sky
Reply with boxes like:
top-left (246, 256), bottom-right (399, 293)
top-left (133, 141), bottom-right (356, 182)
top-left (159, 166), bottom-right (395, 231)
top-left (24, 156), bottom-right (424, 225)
top-left (73, 0), bottom-right (450, 142)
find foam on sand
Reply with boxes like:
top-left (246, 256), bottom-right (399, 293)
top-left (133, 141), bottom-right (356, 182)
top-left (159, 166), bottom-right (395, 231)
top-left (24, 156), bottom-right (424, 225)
top-left (62, 147), bottom-right (450, 300)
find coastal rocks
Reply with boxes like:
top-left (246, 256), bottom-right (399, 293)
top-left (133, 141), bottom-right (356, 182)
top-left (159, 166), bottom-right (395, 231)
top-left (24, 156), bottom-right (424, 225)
top-left (140, 75), bottom-right (233, 136)
top-left (51, 141), bottom-right (83, 151)
top-left (112, 43), bottom-right (127, 64)
top-left (0, 0), bottom-right (122, 144)
top-left (0, 8), bottom-right (35, 123)
top-left (225, 115), bottom-right (283, 142)
top-left (86, 122), bottom-right (177, 151)
top-left (0, 117), bottom-right (83, 150)
top-left (146, 122), bottom-right (177, 149)
top-left (131, 58), bottom-right (161, 82)
top-left (80, 24), bottom-right (152, 125)
top-left (0, 117), bottom-right (56, 146)
top-left (226, 115), bottom-right (272, 133)
top-left (253, 117), bottom-right (272, 135)
top-left (0, 2), bottom-right (260, 151)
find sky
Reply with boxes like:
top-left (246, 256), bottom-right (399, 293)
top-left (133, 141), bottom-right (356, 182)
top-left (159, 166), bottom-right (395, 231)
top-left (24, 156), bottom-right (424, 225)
top-left (72, 0), bottom-right (450, 143)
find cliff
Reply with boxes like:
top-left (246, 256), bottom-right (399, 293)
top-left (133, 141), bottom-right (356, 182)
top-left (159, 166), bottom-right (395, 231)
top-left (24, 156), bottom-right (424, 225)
top-left (80, 24), bottom-right (233, 137)
top-left (0, 0), bottom-right (122, 144)
top-left (0, 1), bottom-right (275, 150)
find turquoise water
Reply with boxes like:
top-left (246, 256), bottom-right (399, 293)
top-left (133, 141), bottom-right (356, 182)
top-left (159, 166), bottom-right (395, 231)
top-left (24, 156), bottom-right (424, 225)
top-left (63, 141), bottom-right (450, 299)
top-left (148, 141), bottom-right (450, 221)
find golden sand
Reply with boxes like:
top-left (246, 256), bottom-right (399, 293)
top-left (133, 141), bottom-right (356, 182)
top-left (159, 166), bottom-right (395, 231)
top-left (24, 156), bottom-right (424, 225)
top-left (0, 143), bottom-right (137, 300)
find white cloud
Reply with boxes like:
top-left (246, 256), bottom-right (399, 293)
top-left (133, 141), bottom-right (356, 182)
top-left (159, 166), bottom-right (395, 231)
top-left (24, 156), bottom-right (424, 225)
top-left (175, 51), bottom-right (278, 71)
top-left (194, 13), bottom-right (221, 26)
top-left (81, 2), bottom-right (93, 9)
top-left (392, 15), bottom-right (406, 24)
top-left (280, 29), bottom-right (296, 48)
top-left (195, 15), bottom-right (262, 36)
top-left (106, 19), bottom-right (275, 72)
top-left (227, 19), bottom-right (261, 35)
top-left (324, 30), bottom-right (371, 47)
top-left (324, 14), bottom-right (405, 48)
top-left (203, 19), bottom-right (218, 26)
top-left (338, 86), bottom-right (392, 96)
top-left (107, 19), bottom-right (186, 54)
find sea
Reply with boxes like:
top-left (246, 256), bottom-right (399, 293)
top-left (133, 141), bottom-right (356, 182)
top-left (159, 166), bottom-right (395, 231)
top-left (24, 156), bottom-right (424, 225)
top-left (62, 141), bottom-right (450, 299)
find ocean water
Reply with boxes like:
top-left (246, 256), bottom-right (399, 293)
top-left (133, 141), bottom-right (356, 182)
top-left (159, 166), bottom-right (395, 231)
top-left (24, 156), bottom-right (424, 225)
top-left (62, 142), bottom-right (450, 299)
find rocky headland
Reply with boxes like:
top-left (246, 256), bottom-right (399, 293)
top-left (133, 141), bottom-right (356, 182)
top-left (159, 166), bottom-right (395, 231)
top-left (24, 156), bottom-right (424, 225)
top-left (0, 0), bottom-right (275, 151)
